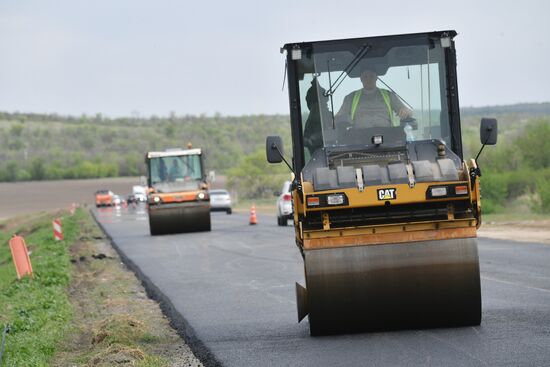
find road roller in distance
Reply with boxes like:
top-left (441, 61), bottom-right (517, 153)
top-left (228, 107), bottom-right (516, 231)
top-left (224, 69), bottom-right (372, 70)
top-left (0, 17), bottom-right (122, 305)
top-left (145, 147), bottom-right (211, 235)
top-left (267, 30), bottom-right (498, 335)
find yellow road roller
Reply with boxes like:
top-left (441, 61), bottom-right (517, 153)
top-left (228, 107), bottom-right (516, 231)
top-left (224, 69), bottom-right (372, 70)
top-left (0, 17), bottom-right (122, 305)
top-left (145, 148), bottom-right (211, 235)
top-left (267, 30), bottom-right (497, 335)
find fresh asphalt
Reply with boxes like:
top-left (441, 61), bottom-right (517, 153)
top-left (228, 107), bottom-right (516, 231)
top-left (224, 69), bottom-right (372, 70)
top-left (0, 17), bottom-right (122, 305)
top-left (93, 204), bottom-right (550, 367)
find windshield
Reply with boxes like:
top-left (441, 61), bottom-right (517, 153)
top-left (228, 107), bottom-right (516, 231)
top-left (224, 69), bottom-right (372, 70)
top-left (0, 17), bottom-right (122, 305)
top-left (297, 42), bottom-right (450, 163)
top-left (149, 154), bottom-right (203, 192)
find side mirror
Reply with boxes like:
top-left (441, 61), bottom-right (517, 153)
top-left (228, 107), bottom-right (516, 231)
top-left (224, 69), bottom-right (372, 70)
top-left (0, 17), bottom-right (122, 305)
top-left (266, 136), bottom-right (284, 164)
top-left (480, 118), bottom-right (498, 145)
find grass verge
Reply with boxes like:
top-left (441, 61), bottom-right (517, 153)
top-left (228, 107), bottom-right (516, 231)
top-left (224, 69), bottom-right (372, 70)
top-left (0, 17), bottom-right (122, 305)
top-left (0, 210), bottom-right (75, 366)
top-left (0, 209), bottom-right (201, 367)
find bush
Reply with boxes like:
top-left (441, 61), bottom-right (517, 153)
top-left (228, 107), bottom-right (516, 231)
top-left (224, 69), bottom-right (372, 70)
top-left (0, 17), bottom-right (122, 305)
top-left (481, 198), bottom-right (502, 214)
top-left (16, 168), bottom-right (31, 181)
top-left (515, 118), bottom-right (550, 169)
top-left (227, 149), bottom-right (290, 200)
top-left (503, 169), bottom-right (537, 199)
top-left (479, 172), bottom-right (508, 214)
top-left (530, 178), bottom-right (550, 214)
top-left (30, 158), bottom-right (46, 180)
top-left (478, 143), bottom-right (522, 172)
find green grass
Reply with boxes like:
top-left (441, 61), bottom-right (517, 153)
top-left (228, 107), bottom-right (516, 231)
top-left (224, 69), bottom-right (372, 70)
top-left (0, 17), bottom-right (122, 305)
top-left (0, 210), bottom-right (81, 366)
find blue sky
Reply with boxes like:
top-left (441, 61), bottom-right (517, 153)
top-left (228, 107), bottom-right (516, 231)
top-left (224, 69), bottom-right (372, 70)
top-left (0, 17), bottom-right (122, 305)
top-left (0, 0), bottom-right (548, 117)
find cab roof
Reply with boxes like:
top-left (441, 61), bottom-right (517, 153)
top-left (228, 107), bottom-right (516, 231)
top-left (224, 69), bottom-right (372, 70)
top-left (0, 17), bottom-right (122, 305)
top-left (146, 148), bottom-right (202, 159)
top-left (282, 30), bottom-right (456, 50)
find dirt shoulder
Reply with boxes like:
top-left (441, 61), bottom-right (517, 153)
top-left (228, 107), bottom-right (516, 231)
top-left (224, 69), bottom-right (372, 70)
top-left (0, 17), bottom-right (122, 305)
top-left (52, 211), bottom-right (203, 367)
top-left (478, 220), bottom-right (550, 245)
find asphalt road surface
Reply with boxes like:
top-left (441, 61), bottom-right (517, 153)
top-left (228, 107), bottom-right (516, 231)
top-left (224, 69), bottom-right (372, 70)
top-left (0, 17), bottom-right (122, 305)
top-left (93, 205), bottom-right (550, 367)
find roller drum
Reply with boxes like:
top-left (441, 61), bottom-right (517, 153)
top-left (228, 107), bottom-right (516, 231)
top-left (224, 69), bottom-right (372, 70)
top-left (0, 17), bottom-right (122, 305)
top-left (304, 238), bottom-right (481, 335)
top-left (148, 203), bottom-right (211, 235)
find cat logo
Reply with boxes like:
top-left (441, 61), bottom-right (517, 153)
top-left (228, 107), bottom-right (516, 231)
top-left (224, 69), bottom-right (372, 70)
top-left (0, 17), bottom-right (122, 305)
top-left (377, 188), bottom-right (397, 200)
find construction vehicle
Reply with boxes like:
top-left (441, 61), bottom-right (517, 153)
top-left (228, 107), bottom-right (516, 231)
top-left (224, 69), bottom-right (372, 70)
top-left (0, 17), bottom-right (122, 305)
top-left (267, 30), bottom-right (497, 335)
top-left (95, 189), bottom-right (113, 207)
top-left (145, 147), bottom-right (211, 235)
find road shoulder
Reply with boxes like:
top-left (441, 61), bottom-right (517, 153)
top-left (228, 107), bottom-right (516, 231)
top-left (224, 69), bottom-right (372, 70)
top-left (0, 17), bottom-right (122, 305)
top-left (478, 220), bottom-right (550, 244)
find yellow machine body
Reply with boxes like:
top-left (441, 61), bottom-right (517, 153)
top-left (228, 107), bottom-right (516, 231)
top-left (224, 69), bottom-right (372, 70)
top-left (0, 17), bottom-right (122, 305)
top-left (272, 31), bottom-right (496, 335)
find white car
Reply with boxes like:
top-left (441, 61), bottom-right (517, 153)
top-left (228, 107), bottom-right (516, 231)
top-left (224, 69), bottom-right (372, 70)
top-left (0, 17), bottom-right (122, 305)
top-left (134, 193), bottom-right (147, 202)
top-left (276, 181), bottom-right (293, 226)
top-left (112, 195), bottom-right (122, 207)
top-left (209, 189), bottom-right (232, 214)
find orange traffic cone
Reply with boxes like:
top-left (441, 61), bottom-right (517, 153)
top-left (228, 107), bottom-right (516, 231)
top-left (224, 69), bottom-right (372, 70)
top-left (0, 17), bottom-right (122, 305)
top-left (249, 204), bottom-right (258, 225)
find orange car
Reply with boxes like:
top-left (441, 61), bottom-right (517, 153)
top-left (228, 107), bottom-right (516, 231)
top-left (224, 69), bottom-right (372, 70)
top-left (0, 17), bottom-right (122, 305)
top-left (95, 189), bottom-right (113, 207)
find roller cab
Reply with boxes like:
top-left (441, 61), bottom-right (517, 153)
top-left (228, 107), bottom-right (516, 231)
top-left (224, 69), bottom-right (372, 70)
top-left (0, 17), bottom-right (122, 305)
top-left (145, 148), bottom-right (211, 235)
top-left (268, 31), bottom-right (497, 335)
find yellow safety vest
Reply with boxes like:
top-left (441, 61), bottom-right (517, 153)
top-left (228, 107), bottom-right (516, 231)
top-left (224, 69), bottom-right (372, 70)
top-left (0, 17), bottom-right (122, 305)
top-left (350, 88), bottom-right (396, 126)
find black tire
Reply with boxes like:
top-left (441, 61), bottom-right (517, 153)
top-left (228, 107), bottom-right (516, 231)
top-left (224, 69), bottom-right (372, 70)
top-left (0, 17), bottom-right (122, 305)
top-left (281, 217), bottom-right (288, 226)
top-left (226, 208), bottom-right (232, 215)
top-left (277, 216), bottom-right (282, 226)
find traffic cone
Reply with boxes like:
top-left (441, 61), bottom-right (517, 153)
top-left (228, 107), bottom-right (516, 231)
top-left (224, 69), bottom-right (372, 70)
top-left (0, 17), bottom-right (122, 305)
top-left (249, 204), bottom-right (258, 225)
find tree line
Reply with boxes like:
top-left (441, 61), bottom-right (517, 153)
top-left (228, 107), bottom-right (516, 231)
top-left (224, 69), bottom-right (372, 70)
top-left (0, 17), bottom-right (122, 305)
top-left (1, 103), bottom-right (550, 212)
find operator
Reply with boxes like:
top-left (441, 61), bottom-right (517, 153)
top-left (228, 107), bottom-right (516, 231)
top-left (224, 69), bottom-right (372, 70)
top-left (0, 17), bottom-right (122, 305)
top-left (168, 159), bottom-right (184, 181)
top-left (303, 78), bottom-right (332, 155)
top-left (335, 68), bottom-right (412, 128)
top-left (158, 159), bottom-right (167, 182)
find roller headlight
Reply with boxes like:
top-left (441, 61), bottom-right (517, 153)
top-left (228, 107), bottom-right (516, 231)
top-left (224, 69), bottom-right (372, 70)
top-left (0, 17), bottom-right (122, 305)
top-left (153, 196), bottom-right (161, 203)
top-left (306, 193), bottom-right (348, 208)
top-left (327, 194), bottom-right (345, 205)
top-left (430, 187), bottom-right (448, 197)
top-left (196, 191), bottom-right (209, 200)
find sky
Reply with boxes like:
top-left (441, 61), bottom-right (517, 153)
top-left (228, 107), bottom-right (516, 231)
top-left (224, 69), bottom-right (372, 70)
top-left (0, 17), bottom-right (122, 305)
top-left (0, 0), bottom-right (548, 118)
